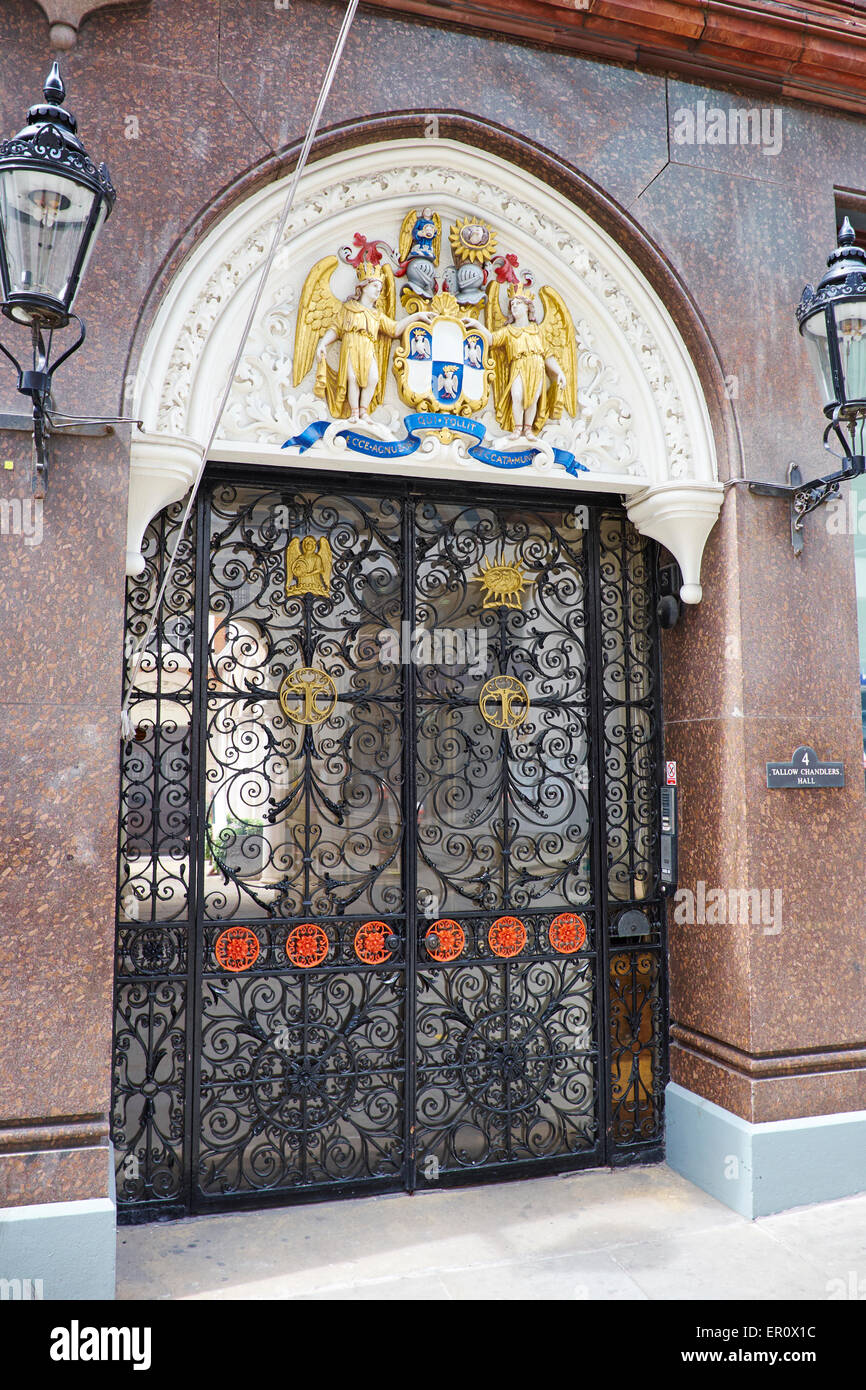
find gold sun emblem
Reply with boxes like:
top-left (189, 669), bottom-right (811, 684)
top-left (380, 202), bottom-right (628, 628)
top-left (449, 216), bottom-right (497, 265)
top-left (473, 555), bottom-right (530, 610)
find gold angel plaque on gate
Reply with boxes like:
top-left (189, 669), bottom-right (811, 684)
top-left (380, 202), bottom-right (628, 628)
top-left (286, 535), bottom-right (332, 598)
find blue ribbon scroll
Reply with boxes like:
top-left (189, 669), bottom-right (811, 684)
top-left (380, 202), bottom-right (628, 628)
top-left (283, 412), bottom-right (587, 477)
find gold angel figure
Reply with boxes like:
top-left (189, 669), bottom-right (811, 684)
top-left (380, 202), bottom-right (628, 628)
top-left (294, 257), bottom-right (429, 422)
top-left (398, 207), bottom-right (441, 266)
top-left (466, 277), bottom-right (577, 438)
top-left (286, 535), bottom-right (332, 598)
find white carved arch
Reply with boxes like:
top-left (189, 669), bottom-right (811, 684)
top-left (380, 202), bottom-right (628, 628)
top-left (128, 137), bottom-right (723, 599)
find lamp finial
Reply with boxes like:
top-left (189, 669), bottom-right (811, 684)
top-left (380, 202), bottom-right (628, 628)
top-left (43, 62), bottom-right (65, 107)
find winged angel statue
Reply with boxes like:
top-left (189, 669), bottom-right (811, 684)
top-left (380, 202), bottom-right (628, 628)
top-left (293, 255), bottom-right (431, 421)
top-left (396, 207), bottom-right (441, 300)
top-left (466, 275), bottom-right (577, 438)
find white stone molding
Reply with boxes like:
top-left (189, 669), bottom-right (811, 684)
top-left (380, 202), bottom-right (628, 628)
top-left (126, 433), bottom-right (201, 577)
top-left (32, 0), bottom-right (150, 51)
top-left (626, 482), bottom-right (724, 604)
top-left (128, 138), bottom-right (723, 594)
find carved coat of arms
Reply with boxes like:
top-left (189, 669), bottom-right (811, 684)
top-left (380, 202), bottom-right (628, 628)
top-left (393, 292), bottom-right (492, 415)
top-left (286, 209), bottom-right (585, 471)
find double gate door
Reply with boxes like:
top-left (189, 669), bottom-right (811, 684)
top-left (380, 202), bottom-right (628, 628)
top-left (114, 470), bottom-right (666, 1218)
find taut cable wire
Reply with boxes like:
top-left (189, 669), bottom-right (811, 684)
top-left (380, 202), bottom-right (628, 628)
top-left (120, 0), bottom-right (360, 739)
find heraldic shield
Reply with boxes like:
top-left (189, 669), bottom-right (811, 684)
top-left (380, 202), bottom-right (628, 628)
top-left (393, 291), bottom-right (492, 416)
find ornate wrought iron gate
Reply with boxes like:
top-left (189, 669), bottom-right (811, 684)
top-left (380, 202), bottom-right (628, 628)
top-left (113, 468), bottom-right (666, 1220)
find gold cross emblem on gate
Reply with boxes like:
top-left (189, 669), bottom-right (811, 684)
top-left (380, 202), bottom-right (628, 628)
top-left (278, 666), bottom-right (337, 725)
top-left (478, 675), bottom-right (529, 730)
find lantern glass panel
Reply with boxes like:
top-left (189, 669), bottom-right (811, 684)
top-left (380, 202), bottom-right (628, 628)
top-left (801, 310), bottom-right (836, 408)
top-left (833, 299), bottom-right (866, 406)
top-left (0, 165), bottom-right (102, 320)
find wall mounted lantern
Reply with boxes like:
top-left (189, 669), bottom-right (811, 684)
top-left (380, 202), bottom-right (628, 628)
top-left (0, 63), bottom-right (115, 494)
top-left (750, 218), bottom-right (866, 552)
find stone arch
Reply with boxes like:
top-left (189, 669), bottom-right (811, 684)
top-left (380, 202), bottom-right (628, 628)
top-left (127, 134), bottom-right (724, 599)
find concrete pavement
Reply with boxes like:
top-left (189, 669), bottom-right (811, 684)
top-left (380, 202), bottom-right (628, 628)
top-left (116, 1163), bottom-right (866, 1300)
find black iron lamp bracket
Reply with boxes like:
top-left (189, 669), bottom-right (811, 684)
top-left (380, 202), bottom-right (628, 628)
top-left (740, 416), bottom-right (865, 553)
top-left (0, 315), bottom-right (89, 496)
top-left (747, 463), bottom-right (858, 555)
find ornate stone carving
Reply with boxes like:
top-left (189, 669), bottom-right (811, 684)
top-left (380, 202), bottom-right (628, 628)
top-left (148, 161), bottom-right (692, 483)
top-left (129, 140), bottom-right (722, 595)
top-left (32, 2), bottom-right (151, 50)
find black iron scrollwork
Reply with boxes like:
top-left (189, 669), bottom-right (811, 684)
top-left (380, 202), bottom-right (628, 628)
top-left (112, 482), bottom-right (665, 1215)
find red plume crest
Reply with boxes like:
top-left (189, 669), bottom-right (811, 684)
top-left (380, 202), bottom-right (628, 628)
top-left (494, 253), bottom-right (520, 285)
top-left (342, 233), bottom-right (389, 267)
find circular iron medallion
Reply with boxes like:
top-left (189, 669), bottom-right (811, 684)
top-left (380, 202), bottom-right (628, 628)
top-left (215, 925), bottom-right (260, 973)
top-left (459, 1007), bottom-right (554, 1112)
top-left (278, 667), bottom-right (337, 726)
top-left (478, 675), bottom-right (529, 730)
top-left (488, 915), bottom-right (527, 958)
top-left (425, 919), bottom-right (465, 962)
top-left (354, 920), bottom-right (393, 965)
top-left (250, 1025), bottom-right (356, 1133)
top-left (549, 912), bottom-right (587, 954)
top-left (286, 923), bottom-right (329, 969)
